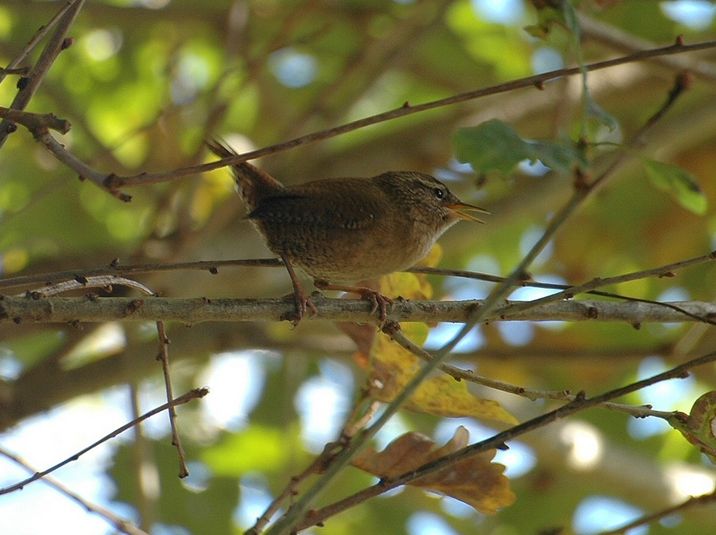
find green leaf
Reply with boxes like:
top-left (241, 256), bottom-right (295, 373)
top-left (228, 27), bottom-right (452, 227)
top-left (668, 391), bottom-right (716, 462)
top-left (455, 120), bottom-right (582, 175)
top-left (523, 3), bottom-right (564, 39)
top-left (644, 159), bottom-right (707, 215)
top-left (585, 97), bottom-right (619, 132)
top-left (455, 120), bottom-right (530, 175)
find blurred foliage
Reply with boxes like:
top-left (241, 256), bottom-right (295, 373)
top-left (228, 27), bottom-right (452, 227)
top-left (2, 0), bottom-right (716, 534)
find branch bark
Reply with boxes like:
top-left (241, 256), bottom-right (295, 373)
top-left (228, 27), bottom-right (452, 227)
top-left (1, 295), bottom-right (714, 324)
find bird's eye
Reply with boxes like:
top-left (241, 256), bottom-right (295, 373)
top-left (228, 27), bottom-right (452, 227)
top-left (433, 187), bottom-right (445, 199)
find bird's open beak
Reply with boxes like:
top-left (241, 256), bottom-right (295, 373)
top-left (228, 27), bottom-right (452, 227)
top-left (446, 202), bottom-right (491, 223)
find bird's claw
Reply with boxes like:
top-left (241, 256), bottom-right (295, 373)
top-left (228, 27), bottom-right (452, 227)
top-left (281, 289), bottom-right (318, 326)
top-left (359, 289), bottom-right (392, 325)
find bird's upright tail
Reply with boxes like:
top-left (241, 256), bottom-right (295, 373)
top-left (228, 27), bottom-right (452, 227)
top-left (206, 139), bottom-right (284, 209)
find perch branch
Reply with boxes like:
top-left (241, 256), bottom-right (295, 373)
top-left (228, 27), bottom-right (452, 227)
top-left (2, 295), bottom-right (715, 325)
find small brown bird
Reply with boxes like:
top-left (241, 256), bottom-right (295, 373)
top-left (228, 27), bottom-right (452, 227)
top-left (208, 139), bottom-right (488, 323)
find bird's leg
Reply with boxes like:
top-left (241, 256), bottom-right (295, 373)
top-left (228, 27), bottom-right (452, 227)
top-left (281, 255), bottom-right (318, 324)
top-left (313, 279), bottom-right (392, 323)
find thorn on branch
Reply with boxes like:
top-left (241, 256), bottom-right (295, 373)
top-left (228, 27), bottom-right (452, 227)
top-left (61, 37), bottom-right (74, 50)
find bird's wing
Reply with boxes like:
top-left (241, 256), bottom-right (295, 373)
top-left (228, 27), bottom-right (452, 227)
top-left (248, 187), bottom-right (384, 230)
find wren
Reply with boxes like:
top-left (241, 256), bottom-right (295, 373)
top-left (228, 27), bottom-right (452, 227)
top-left (207, 139), bottom-right (488, 324)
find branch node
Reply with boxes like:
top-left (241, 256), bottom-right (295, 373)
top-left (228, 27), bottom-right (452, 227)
top-left (124, 299), bottom-right (144, 314)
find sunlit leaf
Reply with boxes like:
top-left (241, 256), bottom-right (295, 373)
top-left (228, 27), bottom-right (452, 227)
top-left (368, 261), bottom-right (518, 425)
top-left (202, 426), bottom-right (291, 475)
top-left (370, 329), bottom-right (517, 425)
top-left (644, 160), bottom-right (707, 215)
top-left (668, 391), bottom-right (716, 462)
top-left (523, 3), bottom-right (564, 39)
top-left (352, 426), bottom-right (516, 514)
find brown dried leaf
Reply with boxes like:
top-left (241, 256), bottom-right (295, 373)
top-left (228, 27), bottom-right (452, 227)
top-left (352, 426), bottom-right (516, 514)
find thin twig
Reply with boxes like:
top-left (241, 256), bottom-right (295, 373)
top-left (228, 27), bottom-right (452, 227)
top-left (35, 130), bottom-right (133, 202)
top-left (248, 391), bottom-right (379, 534)
top-left (21, 274), bottom-right (155, 297)
top-left (386, 326), bottom-right (679, 418)
top-left (0, 0), bottom-right (85, 148)
top-left (579, 14), bottom-right (716, 82)
top-left (598, 490), bottom-right (716, 535)
top-left (19, 275), bottom-right (188, 478)
top-left (496, 250), bottom-right (716, 321)
top-left (296, 350), bottom-right (716, 530)
top-left (0, 1), bottom-right (76, 86)
top-left (98, 39), bottom-right (716, 190)
top-left (0, 447), bottom-right (149, 535)
top-left (385, 327), bottom-right (570, 401)
top-left (156, 320), bottom-right (188, 478)
top-left (0, 107), bottom-right (70, 133)
top-left (0, 388), bottom-right (208, 495)
top-left (0, 258), bottom-right (283, 291)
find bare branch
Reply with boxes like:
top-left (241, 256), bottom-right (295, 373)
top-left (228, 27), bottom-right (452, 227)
top-left (0, 0), bottom-right (85, 147)
top-left (0, 388), bottom-right (208, 495)
top-left (599, 490), bottom-right (716, 535)
top-left (0, 448), bottom-right (149, 535)
top-left (296, 350), bottom-right (716, 530)
top-left (93, 39), bottom-right (716, 189)
top-left (0, 1), bottom-right (76, 86)
top-left (0, 107), bottom-right (70, 133)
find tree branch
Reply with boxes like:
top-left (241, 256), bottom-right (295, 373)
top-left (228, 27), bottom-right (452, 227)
top-left (296, 349), bottom-right (716, 530)
top-left (95, 39), bottom-right (716, 190)
top-left (2, 294), bottom-right (713, 325)
top-left (0, 0), bottom-right (85, 148)
top-left (0, 388), bottom-right (208, 496)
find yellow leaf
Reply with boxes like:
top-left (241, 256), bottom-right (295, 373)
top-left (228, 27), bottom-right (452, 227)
top-left (369, 244), bottom-right (517, 425)
top-left (370, 329), bottom-right (517, 426)
top-left (352, 427), bottom-right (516, 515)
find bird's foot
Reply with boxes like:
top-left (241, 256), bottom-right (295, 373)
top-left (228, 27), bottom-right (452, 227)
top-left (280, 255), bottom-right (318, 326)
top-left (357, 288), bottom-right (392, 324)
top-left (282, 288), bottom-right (318, 326)
top-left (314, 279), bottom-right (392, 325)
